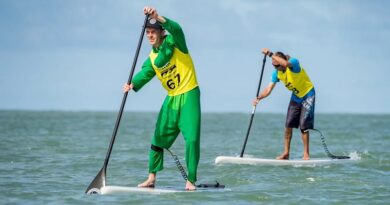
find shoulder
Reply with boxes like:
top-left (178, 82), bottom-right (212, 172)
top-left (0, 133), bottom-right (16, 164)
top-left (288, 58), bottom-right (299, 65)
top-left (142, 57), bottom-right (153, 68)
top-left (288, 58), bottom-right (301, 73)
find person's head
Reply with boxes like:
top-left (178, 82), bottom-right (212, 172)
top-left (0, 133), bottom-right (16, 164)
top-left (145, 18), bottom-right (165, 48)
top-left (272, 51), bottom-right (288, 71)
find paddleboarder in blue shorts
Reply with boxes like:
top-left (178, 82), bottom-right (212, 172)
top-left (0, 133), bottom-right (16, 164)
top-left (252, 48), bottom-right (315, 160)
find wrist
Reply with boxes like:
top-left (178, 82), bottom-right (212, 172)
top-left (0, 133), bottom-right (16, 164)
top-left (157, 15), bottom-right (166, 23)
top-left (268, 52), bottom-right (274, 58)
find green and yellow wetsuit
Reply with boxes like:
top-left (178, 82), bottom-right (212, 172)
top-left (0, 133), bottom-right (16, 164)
top-left (131, 17), bottom-right (200, 183)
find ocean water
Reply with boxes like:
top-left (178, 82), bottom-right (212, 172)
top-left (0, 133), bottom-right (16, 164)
top-left (0, 111), bottom-right (389, 204)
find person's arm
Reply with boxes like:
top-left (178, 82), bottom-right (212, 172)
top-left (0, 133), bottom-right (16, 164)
top-left (123, 58), bottom-right (156, 93)
top-left (287, 58), bottom-right (301, 73)
top-left (143, 7), bottom-right (166, 24)
top-left (261, 48), bottom-right (291, 68)
top-left (143, 7), bottom-right (188, 53)
top-left (272, 55), bottom-right (291, 68)
top-left (159, 17), bottom-right (188, 53)
top-left (252, 83), bottom-right (276, 106)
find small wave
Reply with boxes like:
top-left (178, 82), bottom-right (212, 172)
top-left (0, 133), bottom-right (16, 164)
top-left (348, 151), bottom-right (362, 160)
top-left (306, 177), bottom-right (315, 182)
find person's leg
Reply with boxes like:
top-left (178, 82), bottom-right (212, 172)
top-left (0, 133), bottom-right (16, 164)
top-left (301, 130), bottom-right (310, 160)
top-left (277, 127), bottom-right (293, 159)
top-left (178, 88), bottom-right (201, 190)
top-left (278, 99), bottom-right (300, 159)
top-left (138, 96), bottom-right (180, 187)
top-left (300, 93), bottom-right (315, 160)
top-left (138, 145), bottom-right (165, 187)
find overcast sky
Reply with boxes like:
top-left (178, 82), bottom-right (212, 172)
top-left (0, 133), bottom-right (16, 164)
top-left (0, 0), bottom-right (389, 113)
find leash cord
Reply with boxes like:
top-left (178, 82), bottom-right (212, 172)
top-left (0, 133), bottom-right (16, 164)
top-left (309, 129), bottom-right (350, 159)
top-left (165, 149), bottom-right (225, 188)
top-left (166, 149), bottom-right (188, 181)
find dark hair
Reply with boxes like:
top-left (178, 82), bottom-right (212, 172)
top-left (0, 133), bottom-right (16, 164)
top-left (275, 51), bottom-right (287, 60)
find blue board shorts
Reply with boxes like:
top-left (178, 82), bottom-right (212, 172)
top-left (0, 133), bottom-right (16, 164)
top-left (285, 92), bottom-right (315, 131)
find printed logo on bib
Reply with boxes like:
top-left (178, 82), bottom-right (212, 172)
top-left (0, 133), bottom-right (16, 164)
top-left (160, 62), bottom-right (180, 90)
top-left (285, 82), bottom-right (300, 95)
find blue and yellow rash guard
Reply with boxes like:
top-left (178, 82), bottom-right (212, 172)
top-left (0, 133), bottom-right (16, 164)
top-left (271, 58), bottom-right (315, 102)
top-left (131, 17), bottom-right (198, 96)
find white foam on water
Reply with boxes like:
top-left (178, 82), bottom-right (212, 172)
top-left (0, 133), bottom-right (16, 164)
top-left (306, 177), bottom-right (315, 182)
top-left (348, 151), bottom-right (361, 160)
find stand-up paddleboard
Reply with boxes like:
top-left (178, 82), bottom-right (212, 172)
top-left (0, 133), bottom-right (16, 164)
top-left (99, 184), bottom-right (228, 195)
top-left (215, 156), bottom-right (355, 166)
top-left (100, 186), bottom-right (184, 194)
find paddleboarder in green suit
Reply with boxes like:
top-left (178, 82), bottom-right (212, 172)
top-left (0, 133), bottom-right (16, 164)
top-left (123, 7), bottom-right (200, 190)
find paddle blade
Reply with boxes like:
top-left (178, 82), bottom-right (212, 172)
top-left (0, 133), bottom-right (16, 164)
top-left (85, 168), bottom-right (106, 194)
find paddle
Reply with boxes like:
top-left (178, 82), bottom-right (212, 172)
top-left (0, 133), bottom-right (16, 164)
top-left (239, 54), bottom-right (267, 158)
top-left (85, 14), bottom-right (150, 195)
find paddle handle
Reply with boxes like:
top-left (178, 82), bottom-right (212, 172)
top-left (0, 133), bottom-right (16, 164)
top-left (255, 54), bottom-right (267, 100)
top-left (239, 54), bottom-right (267, 158)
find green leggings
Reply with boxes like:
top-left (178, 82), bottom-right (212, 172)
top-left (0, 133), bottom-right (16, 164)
top-left (148, 87), bottom-right (201, 183)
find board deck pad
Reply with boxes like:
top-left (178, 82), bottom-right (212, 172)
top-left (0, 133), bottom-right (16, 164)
top-left (215, 156), bottom-right (355, 166)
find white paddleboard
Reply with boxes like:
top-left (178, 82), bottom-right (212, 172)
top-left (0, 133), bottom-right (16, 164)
top-left (100, 185), bottom-right (228, 195)
top-left (100, 186), bottom-right (184, 194)
top-left (215, 156), bottom-right (355, 166)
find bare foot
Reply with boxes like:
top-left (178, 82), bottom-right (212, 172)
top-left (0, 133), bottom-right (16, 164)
top-left (276, 153), bottom-right (289, 160)
top-left (185, 180), bottom-right (196, 191)
top-left (137, 178), bottom-right (155, 188)
top-left (303, 154), bottom-right (310, 160)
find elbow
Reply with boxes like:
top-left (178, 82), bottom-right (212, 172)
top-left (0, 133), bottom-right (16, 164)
top-left (280, 61), bottom-right (290, 68)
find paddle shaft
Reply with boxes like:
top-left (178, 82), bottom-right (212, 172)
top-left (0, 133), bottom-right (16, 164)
top-left (85, 14), bottom-right (149, 194)
top-left (102, 14), bottom-right (149, 171)
top-left (240, 54), bottom-right (267, 158)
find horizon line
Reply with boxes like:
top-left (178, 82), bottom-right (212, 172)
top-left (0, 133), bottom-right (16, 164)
top-left (0, 108), bottom-right (389, 115)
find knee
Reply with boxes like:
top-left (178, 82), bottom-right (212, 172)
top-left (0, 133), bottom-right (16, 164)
top-left (185, 137), bottom-right (200, 148)
top-left (285, 128), bottom-right (293, 136)
top-left (300, 129), bottom-right (310, 135)
top-left (151, 144), bottom-right (163, 152)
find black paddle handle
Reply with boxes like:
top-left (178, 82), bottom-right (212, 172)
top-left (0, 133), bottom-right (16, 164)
top-left (239, 54), bottom-right (267, 158)
top-left (102, 14), bottom-right (150, 171)
top-left (255, 54), bottom-right (267, 100)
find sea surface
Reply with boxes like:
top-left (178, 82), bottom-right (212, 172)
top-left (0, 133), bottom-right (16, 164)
top-left (0, 111), bottom-right (389, 204)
